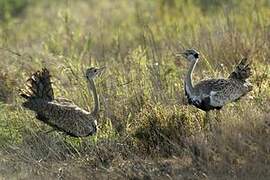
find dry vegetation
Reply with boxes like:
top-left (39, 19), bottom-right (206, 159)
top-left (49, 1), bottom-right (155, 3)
top-left (0, 0), bottom-right (270, 179)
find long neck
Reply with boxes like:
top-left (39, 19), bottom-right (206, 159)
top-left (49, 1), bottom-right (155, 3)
top-left (185, 59), bottom-right (198, 95)
top-left (87, 79), bottom-right (99, 116)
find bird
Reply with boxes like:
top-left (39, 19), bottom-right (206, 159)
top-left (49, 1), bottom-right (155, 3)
top-left (175, 49), bottom-right (253, 127)
top-left (20, 67), bottom-right (105, 137)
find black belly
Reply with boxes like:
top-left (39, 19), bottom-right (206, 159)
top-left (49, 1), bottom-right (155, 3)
top-left (185, 89), bottom-right (222, 112)
top-left (192, 99), bottom-right (222, 111)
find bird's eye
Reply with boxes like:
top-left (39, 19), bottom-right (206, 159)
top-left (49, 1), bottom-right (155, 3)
top-left (94, 69), bottom-right (97, 72)
top-left (194, 53), bottom-right (199, 58)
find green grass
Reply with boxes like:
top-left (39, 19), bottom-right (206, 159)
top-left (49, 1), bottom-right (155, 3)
top-left (0, 0), bottom-right (270, 179)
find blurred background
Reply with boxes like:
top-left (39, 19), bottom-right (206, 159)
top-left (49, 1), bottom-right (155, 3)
top-left (0, 0), bottom-right (269, 179)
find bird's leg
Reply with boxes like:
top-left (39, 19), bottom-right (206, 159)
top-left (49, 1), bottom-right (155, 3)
top-left (203, 111), bottom-right (208, 128)
top-left (44, 128), bottom-right (56, 134)
top-left (203, 111), bottom-right (212, 131)
top-left (215, 110), bottom-right (222, 123)
top-left (212, 110), bottom-right (222, 134)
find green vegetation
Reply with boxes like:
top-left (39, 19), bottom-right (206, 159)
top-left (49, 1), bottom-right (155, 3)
top-left (0, 0), bottom-right (269, 179)
top-left (0, 0), bottom-right (29, 21)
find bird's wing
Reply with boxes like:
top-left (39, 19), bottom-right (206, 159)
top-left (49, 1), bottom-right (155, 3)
top-left (195, 79), bottom-right (248, 107)
top-left (24, 99), bottom-right (96, 137)
top-left (194, 79), bottom-right (230, 94)
top-left (54, 97), bottom-right (76, 106)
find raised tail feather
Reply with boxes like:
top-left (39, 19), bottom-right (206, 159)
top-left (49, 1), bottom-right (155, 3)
top-left (229, 58), bottom-right (252, 81)
top-left (20, 68), bottom-right (54, 101)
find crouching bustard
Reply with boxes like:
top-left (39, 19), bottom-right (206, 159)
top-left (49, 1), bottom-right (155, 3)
top-left (20, 67), bottom-right (105, 137)
top-left (175, 49), bottom-right (253, 127)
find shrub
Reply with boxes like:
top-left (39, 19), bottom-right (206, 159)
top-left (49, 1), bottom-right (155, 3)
top-left (132, 102), bottom-right (203, 157)
top-left (0, 72), bottom-right (14, 103)
top-left (0, 0), bottom-right (29, 21)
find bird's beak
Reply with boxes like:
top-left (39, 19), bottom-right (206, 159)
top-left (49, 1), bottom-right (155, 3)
top-left (174, 52), bottom-right (186, 66)
top-left (175, 52), bottom-right (186, 56)
top-left (97, 66), bottom-right (106, 76)
top-left (100, 66), bottom-right (106, 71)
top-left (175, 52), bottom-right (186, 61)
top-left (175, 52), bottom-right (185, 58)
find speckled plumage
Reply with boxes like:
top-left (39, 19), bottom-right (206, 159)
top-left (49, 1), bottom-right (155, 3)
top-left (177, 49), bottom-right (253, 111)
top-left (20, 68), bottom-right (101, 137)
top-left (185, 77), bottom-right (252, 111)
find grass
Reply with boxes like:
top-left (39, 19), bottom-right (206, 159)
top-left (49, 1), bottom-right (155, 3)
top-left (0, 0), bottom-right (270, 179)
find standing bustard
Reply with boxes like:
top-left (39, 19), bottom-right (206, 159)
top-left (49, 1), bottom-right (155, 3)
top-left (20, 67), bottom-right (105, 137)
top-left (175, 49), bottom-right (252, 125)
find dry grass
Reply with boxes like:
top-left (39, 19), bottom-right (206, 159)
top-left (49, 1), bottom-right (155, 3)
top-left (0, 0), bottom-right (270, 179)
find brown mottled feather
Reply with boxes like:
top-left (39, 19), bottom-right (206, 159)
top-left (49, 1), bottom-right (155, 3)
top-left (20, 68), bottom-right (97, 137)
top-left (20, 68), bottom-right (54, 101)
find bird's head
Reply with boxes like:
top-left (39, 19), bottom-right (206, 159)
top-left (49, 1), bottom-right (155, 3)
top-left (175, 49), bottom-right (200, 62)
top-left (85, 67), bottom-right (105, 80)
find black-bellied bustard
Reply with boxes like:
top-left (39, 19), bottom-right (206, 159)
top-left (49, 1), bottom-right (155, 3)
top-left (175, 49), bottom-right (253, 128)
top-left (20, 67), bottom-right (105, 137)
